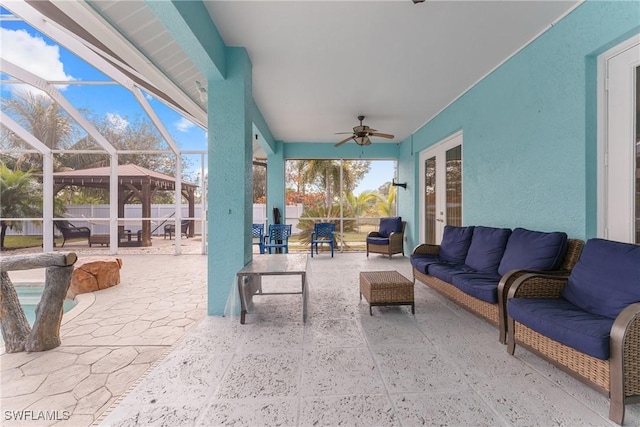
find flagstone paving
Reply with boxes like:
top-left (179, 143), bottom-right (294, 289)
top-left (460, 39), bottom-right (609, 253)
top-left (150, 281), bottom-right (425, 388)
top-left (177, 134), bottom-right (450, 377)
top-left (1, 251), bottom-right (206, 426)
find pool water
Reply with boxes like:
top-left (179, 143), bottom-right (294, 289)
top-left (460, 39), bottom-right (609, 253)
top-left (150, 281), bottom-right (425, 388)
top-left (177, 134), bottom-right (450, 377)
top-left (16, 285), bottom-right (78, 326)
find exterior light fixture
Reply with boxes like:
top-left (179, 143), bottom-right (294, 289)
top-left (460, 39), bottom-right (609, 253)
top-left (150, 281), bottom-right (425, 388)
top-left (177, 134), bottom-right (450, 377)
top-left (392, 178), bottom-right (407, 189)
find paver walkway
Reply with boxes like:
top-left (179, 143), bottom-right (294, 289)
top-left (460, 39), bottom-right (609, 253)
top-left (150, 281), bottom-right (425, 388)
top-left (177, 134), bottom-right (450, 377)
top-left (1, 252), bottom-right (206, 426)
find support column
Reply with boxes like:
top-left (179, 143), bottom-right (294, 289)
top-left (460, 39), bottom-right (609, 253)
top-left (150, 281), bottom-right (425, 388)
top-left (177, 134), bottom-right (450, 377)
top-left (266, 141), bottom-right (286, 225)
top-left (208, 48), bottom-right (253, 315)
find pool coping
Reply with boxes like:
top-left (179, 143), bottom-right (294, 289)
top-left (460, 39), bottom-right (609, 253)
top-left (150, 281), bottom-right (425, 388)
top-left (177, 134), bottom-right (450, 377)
top-left (61, 291), bottom-right (95, 325)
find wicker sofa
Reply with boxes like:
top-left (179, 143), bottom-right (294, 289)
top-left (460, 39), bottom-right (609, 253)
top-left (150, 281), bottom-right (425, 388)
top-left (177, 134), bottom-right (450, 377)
top-left (411, 225), bottom-right (583, 343)
top-left (506, 238), bottom-right (640, 424)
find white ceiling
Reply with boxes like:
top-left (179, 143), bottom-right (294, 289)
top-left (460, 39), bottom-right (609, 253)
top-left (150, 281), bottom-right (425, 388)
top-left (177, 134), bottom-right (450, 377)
top-left (9, 0), bottom-right (580, 149)
top-left (203, 0), bottom-right (579, 144)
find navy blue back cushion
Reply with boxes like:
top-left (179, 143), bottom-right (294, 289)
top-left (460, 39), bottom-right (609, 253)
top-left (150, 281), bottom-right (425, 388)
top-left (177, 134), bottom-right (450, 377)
top-left (497, 228), bottom-right (568, 276)
top-left (464, 226), bottom-right (511, 273)
top-left (562, 239), bottom-right (640, 319)
top-left (440, 225), bottom-right (475, 264)
top-left (378, 217), bottom-right (402, 238)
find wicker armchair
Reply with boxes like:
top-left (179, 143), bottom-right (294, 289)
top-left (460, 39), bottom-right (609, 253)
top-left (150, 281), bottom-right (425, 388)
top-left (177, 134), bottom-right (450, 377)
top-left (366, 217), bottom-right (406, 258)
top-left (506, 239), bottom-right (640, 424)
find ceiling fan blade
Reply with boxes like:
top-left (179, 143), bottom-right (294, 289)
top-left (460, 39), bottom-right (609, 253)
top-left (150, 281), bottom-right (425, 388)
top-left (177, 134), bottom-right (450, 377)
top-left (335, 136), bottom-right (354, 147)
top-left (369, 132), bottom-right (394, 139)
top-left (335, 132), bottom-right (354, 135)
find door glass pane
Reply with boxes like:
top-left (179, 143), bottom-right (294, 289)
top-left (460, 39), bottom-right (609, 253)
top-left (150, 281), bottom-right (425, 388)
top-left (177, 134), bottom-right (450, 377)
top-left (446, 145), bottom-right (462, 227)
top-left (635, 66), bottom-right (639, 244)
top-left (425, 156), bottom-right (436, 244)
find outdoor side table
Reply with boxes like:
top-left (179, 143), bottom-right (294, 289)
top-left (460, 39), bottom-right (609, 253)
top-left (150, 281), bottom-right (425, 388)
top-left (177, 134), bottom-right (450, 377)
top-left (236, 253), bottom-right (309, 324)
top-left (359, 270), bottom-right (414, 315)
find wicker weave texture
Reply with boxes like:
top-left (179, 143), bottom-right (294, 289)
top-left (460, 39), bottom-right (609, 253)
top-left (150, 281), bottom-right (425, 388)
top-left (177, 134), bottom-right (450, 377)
top-left (415, 269), bottom-right (499, 325)
top-left (560, 239), bottom-right (585, 270)
top-left (515, 322), bottom-right (611, 391)
top-left (360, 271), bottom-right (413, 304)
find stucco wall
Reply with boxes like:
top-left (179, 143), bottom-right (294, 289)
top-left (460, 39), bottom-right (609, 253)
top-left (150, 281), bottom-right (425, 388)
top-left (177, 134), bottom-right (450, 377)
top-left (399, 0), bottom-right (640, 250)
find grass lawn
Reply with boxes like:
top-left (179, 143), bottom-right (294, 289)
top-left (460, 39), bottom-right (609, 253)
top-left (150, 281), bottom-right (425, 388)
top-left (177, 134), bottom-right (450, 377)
top-left (288, 231), bottom-right (368, 251)
top-left (1, 235), bottom-right (64, 251)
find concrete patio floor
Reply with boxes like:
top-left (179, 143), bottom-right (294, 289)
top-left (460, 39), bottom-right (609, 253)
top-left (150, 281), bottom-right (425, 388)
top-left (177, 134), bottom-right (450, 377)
top-left (3, 248), bottom-right (640, 426)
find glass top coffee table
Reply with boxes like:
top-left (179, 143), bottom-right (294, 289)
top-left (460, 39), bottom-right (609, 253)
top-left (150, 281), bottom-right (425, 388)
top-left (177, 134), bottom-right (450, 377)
top-left (236, 253), bottom-right (309, 324)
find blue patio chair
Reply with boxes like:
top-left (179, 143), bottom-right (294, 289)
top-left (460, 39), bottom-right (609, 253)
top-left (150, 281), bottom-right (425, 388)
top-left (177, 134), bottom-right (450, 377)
top-left (264, 224), bottom-right (292, 254)
top-left (252, 223), bottom-right (265, 254)
top-left (311, 222), bottom-right (335, 257)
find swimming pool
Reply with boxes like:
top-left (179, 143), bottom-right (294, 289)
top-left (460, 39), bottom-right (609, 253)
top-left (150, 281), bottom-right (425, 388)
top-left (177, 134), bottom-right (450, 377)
top-left (16, 285), bottom-right (78, 326)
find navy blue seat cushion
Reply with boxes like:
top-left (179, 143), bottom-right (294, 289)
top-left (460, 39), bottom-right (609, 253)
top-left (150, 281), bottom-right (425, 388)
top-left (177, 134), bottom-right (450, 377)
top-left (464, 226), bottom-right (512, 273)
top-left (451, 272), bottom-right (502, 304)
top-left (508, 297), bottom-right (614, 360)
top-left (562, 238), bottom-right (640, 319)
top-left (428, 263), bottom-right (472, 283)
top-left (440, 225), bottom-right (475, 264)
top-left (410, 254), bottom-right (442, 275)
top-left (367, 236), bottom-right (389, 245)
top-left (497, 228), bottom-right (568, 276)
top-left (378, 217), bottom-right (402, 238)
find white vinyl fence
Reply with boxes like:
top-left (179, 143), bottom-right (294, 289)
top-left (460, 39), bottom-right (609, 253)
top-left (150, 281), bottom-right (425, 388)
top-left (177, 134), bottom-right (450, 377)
top-left (8, 204), bottom-right (306, 236)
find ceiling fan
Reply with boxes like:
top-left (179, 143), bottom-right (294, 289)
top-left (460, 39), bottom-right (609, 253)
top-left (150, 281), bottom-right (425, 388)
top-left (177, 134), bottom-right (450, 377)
top-left (334, 115), bottom-right (394, 147)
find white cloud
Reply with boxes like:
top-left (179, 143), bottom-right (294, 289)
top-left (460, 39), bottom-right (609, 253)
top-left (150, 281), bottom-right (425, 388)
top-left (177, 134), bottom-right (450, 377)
top-left (105, 113), bottom-right (128, 133)
top-left (175, 117), bottom-right (195, 133)
top-left (0, 28), bottom-right (74, 95)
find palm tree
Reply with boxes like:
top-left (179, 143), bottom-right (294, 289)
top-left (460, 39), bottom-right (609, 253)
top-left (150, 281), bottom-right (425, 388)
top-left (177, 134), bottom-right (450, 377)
top-left (1, 90), bottom-right (78, 171)
top-left (375, 185), bottom-right (397, 217)
top-left (302, 160), bottom-right (358, 209)
top-left (344, 191), bottom-right (379, 218)
top-left (0, 164), bottom-right (42, 249)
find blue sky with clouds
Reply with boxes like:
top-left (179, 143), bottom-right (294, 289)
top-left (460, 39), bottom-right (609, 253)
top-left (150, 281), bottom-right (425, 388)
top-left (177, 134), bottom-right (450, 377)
top-left (0, 10), bottom-right (207, 153)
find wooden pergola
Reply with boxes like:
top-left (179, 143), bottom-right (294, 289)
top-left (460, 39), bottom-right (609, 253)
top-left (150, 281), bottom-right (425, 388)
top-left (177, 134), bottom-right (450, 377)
top-left (50, 164), bottom-right (198, 247)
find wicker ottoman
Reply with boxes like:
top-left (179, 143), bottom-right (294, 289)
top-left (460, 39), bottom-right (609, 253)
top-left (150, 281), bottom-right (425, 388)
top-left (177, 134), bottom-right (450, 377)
top-left (359, 271), bottom-right (414, 315)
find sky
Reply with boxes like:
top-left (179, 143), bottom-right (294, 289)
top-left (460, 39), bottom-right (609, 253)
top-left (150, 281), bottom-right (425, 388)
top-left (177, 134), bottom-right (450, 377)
top-left (0, 10), bottom-right (208, 155)
top-left (354, 160), bottom-right (396, 195)
top-left (0, 8), bottom-right (395, 194)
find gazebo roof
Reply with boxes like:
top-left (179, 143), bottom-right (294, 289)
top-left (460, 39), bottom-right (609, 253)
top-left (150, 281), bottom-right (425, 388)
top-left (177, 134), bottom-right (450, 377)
top-left (51, 164), bottom-right (198, 191)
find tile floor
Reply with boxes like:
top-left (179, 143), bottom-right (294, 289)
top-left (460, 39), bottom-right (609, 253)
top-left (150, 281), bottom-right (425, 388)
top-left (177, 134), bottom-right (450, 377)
top-left (100, 253), bottom-right (640, 427)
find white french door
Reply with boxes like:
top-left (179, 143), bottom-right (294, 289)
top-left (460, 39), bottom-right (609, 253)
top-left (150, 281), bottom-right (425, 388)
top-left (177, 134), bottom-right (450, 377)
top-left (419, 132), bottom-right (463, 244)
top-left (599, 36), bottom-right (640, 243)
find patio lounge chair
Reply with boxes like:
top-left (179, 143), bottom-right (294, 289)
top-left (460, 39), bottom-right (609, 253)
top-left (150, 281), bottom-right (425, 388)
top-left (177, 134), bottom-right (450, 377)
top-left (54, 220), bottom-right (91, 247)
top-left (264, 224), bottom-right (292, 254)
top-left (310, 222), bottom-right (335, 257)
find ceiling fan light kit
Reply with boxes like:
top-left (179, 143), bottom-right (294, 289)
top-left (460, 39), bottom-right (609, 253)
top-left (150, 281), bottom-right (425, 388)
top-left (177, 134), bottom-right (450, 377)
top-left (334, 115), bottom-right (394, 147)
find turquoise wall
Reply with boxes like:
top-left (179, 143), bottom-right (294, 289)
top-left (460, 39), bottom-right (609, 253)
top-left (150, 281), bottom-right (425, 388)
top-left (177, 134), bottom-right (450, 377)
top-left (207, 48), bottom-right (253, 315)
top-left (399, 0), bottom-right (640, 250)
